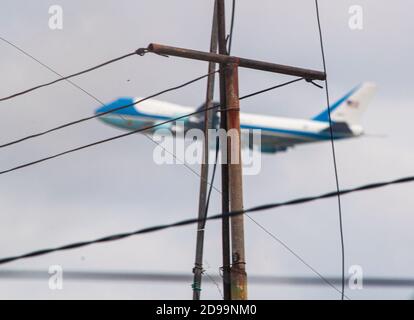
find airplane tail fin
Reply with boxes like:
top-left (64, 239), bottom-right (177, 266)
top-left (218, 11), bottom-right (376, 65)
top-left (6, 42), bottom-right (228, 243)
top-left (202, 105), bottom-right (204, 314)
top-left (313, 82), bottom-right (377, 125)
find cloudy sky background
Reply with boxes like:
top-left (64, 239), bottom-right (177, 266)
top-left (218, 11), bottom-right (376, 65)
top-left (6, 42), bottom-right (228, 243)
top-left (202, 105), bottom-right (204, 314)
top-left (0, 0), bottom-right (413, 299)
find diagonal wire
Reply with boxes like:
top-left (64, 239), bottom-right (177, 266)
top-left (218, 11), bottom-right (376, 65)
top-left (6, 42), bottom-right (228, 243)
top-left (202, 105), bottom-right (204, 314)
top-left (0, 36), bottom-right (109, 107)
top-left (0, 36), bottom-right (137, 129)
top-left (314, 0), bottom-right (345, 300)
top-left (245, 216), bottom-right (350, 299)
top-left (0, 43), bottom-right (142, 102)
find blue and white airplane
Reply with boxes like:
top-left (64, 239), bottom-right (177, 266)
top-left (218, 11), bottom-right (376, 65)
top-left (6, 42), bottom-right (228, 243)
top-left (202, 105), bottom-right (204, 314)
top-left (95, 82), bottom-right (376, 153)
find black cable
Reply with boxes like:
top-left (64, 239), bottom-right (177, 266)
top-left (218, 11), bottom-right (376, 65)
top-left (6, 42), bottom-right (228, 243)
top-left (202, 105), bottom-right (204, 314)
top-left (204, 136), bottom-right (220, 220)
top-left (227, 0), bottom-right (236, 54)
top-left (0, 71), bottom-right (218, 149)
top-left (0, 78), bottom-right (305, 176)
top-left (0, 174), bottom-right (413, 266)
top-left (314, 0), bottom-right (345, 300)
top-left (239, 77), bottom-right (303, 100)
top-left (0, 36), bottom-right (107, 108)
top-left (0, 50), bottom-right (144, 102)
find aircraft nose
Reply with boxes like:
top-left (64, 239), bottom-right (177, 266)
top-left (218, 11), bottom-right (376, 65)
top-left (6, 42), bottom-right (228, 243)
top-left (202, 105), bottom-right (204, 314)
top-left (94, 97), bottom-right (136, 116)
top-left (94, 105), bottom-right (105, 115)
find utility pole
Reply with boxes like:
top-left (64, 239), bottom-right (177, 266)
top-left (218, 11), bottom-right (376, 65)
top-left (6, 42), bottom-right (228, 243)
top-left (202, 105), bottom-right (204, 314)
top-left (145, 42), bottom-right (325, 300)
top-left (192, 0), bottom-right (218, 300)
top-left (216, 0), bottom-right (232, 300)
top-left (224, 63), bottom-right (247, 299)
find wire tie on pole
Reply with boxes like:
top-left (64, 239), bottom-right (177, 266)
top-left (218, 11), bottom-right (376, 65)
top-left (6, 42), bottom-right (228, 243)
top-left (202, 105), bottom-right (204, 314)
top-left (191, 282), bottom-right (202, 292)
top-left (192, 265), bottom-right (204, 274)
top-left (135, 48), bottom-right (148, 56)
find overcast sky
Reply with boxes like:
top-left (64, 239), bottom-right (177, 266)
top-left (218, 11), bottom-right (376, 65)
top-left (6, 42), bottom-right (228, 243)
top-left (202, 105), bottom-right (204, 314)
top-left (1, 0), bottom-right (414, 299)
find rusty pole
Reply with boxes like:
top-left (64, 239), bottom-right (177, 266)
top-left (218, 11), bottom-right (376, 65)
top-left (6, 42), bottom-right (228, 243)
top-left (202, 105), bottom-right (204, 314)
top-left (225, 63), bottom-right (247, 300)
top-left (216, 0), bottom-right (232, 300)
top-left (147, 43), bottom-right (326, 80)
top-left (192, 0), bottom-right (218, 300)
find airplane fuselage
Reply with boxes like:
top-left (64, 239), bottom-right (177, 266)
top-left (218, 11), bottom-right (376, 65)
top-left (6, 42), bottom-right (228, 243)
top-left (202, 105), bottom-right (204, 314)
top-left (96, 97), bottom-right (364, 153)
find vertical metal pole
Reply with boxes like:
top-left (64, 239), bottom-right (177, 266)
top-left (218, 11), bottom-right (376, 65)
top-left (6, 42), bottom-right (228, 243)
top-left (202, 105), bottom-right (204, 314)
top-left (192, 0), bottom-right (218, 300)
top-left (216, 0), bottom-right (232, 300)
top-left (225, 63), bottom-right (247, 300)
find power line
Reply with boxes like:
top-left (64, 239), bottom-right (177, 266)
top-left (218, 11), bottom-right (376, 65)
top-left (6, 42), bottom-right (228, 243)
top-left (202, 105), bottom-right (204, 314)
top-left (314, 0), bottom-right (345, 300)
top-left (0, 173), bottom-right (413, 266)
top-left (226, 0), bottom-right (236, 54)
top-left (0, 49), bottom-right (145, 102)
top-left (203, 137), bottom-right (220, 230)
top-left (0, 70), bottom-right (218, 149)
top-left (0, 36), bottom-right (107, 107)
top-left (0, 35), bottom-right (137, 135)
top-left (0, 78), bottom-right (305, 176)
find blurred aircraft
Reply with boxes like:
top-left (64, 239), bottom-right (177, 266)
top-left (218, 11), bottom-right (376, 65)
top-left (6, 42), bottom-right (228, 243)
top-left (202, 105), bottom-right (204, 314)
top-left (96, 82), bottom-right (376, 153)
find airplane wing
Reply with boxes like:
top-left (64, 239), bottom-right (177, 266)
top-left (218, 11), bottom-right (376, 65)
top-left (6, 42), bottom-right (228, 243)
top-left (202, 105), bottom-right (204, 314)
top-left (243, 130), bottom-right (296, 154)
